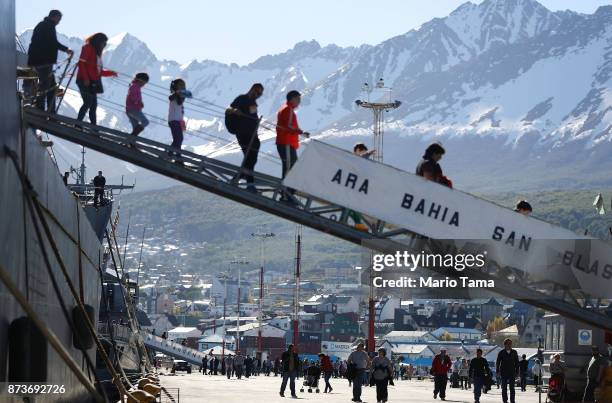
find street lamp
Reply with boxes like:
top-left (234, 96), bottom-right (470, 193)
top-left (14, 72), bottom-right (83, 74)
top-left (230, 258), bottom-right (249, 353)
top-left (252, 230), bottom-right (275, 358)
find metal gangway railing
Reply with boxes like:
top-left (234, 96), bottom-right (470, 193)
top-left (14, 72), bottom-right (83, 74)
top-left (142, 333), bottom-right (206, 366)
top-left (22, 107), bottom-right (612, 331)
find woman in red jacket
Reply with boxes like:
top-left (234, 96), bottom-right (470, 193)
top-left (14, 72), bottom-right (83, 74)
top-left (76, 33), bottom-right (117, 125)
top-left (318, 353), bottom-right (334, 393)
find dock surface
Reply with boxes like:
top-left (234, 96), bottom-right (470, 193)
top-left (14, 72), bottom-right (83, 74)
top-left (159, 372), bottom-right (545, 403)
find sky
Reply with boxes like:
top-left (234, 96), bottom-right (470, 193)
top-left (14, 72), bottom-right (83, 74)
top-left (16, 0), bottom-right (612, 65)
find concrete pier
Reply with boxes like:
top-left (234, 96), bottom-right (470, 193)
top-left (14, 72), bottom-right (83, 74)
top-left (159, 372), bottom-right (545, 403)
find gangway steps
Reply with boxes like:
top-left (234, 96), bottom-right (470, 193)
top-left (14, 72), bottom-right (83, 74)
top-left (143, 333), bottom-right (208, 366)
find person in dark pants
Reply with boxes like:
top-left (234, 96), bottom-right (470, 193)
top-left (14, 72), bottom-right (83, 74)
top-left (27, 10), bottom-right (73, 112)
top-left (202, 355), bottom-right (208, 375)
top-left (469, 348), bottom-right (491, 403)
top-left (348, 343), bottom-right (370, 402)
top-left (167, 79), bottom-right (192, 161)
top-left (319, 353), bottom-right (334, 393)
top-left (76, 33), bottom-right (117, 125)
top-left (279, 344), bottom-right (299, 398)
top-left (213, 356), bottom-right (219, 375)
top-left (519, 354), bottom-right (529, 391)
top-left (93, 171), bottom-right (105, 207)
top-left (431, 348), bottom-right (452, 400)
top-left (496, 338), bottom-right (519, 403)
top-left (583, 346), bottom-right (606, 402)
top-left (227, 84), bottom-right (264, 192)
top-left (275, 90), bottom-right (309, 201)
top-left (370, 348), bottom-right (394, 403)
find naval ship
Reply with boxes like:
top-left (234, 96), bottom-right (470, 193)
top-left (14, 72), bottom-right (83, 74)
top-left (1, 1), bottom-right (155, 401)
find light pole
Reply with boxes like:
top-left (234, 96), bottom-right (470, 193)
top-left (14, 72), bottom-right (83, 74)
top-left (251, 229), bottom-right (275, 358)
top-left (230, 258), bottom-right (249, 353)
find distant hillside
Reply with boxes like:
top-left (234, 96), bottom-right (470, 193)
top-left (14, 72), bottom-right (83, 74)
top-left (115, 185), bottom-right (612, 277)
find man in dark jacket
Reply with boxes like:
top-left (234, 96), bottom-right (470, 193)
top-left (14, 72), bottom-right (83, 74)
top-left (519, 354), bottom-right (529, 391)
top-left (27, 10), bottom-right (73, 111)
top-left (226, 84), bottom-right (264, 193)
top-left (279, 344), bottom-right (299, 398)
top-left (469, 348), bottom-right (491, 403)
top-left (496, 339), bottom-right (519, 403)
top-left (92, 171), bottom-right (106, 207)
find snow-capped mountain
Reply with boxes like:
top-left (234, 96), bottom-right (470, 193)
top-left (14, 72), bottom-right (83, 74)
top-left (19, 0), bottom-right (612, 192)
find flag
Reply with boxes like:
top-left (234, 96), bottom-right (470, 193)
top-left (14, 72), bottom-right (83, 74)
top-left (593, 193), bottom-right (605, 215)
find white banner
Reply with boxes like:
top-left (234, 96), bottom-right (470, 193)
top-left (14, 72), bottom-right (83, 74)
top-left (321, 341), bottom-right (353, 359)
top-left (283, 141), bottom-right (612, 298)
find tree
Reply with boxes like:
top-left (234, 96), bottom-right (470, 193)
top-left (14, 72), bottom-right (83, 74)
top-left (486, 316), bottom-right (507, 338)
top-left (439, 331), bottom-right (453, 341)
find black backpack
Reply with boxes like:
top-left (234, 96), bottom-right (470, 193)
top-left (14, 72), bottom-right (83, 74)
top-left (225, 109), bottom-right (240, 135)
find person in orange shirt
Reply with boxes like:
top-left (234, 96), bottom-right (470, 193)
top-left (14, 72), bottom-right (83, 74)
top-left (276, 90), bottom-right (309, 201)
top-left (276, 91), bottom-right (309, 177)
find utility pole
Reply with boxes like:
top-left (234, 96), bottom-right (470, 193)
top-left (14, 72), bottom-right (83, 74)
top-left (356, 80), bottom-right (400, 353)
top-left (221, 274), bottom-right (228, 361)
top-left (251, 229), bottom-right (275, 358)
top-left (231, 258), bottom-right (249, 353)
top-left (355, 78), bottom-right (401, 162)
top-left (293, 225), bottom-right (302, 352)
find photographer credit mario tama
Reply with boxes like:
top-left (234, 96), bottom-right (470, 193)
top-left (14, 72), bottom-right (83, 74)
top-left (368, 250), bottom-right (494, 289)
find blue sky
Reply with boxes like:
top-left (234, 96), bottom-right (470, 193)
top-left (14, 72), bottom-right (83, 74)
top-left (17, 0), bottom-right (612, 65)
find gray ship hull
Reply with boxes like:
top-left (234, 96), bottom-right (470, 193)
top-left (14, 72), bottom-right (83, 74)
top-left (1, 1), bottom-right (104, 400)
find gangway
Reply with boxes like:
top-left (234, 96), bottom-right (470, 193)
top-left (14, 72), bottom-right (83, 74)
top-left (142, 333), bottom-right (217, 366)
top-left (21, 107), bottom-right (612, 330)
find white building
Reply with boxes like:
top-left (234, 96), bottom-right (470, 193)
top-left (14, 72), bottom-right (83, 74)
top-left (431, 327), bottom-right (484, 341)
top-left (383, 331), bottom-right (435, 343)
top-left (198, 334), bottom-right (236, 352)
top-left (168, 326), bottom-right (201, 341)
top-left (389, 344), bottom-right (435, 361)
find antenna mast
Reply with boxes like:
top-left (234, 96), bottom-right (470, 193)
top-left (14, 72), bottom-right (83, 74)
top-left (355, 78), bottom-right (401, 162)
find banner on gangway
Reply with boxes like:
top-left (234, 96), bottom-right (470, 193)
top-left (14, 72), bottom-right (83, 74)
top-left (283, 141), bottom-right (612, 298)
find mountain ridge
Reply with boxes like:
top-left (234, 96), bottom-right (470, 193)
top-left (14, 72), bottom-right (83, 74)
top-left (18, 0), bottom-right (612, 193)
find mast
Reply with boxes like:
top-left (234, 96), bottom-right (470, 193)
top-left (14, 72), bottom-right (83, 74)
top-left (79, 146), bottom-right (86, 185)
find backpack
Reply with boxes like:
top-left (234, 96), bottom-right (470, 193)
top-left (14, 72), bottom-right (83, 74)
top-left (346, 362), bottom-right (357, 381)
top-left (225, 109), bottom-right (240, 135)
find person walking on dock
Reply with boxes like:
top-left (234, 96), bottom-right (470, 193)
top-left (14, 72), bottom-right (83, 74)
top-left (496, 338), bottom-right (519, 403)
top-left (319, 353), bottom-right (334, 393)
top-left (225, 354), bottom-right (234, 379)
top-left (28, 10), bottom-right (73, 112)
top-left (93, 171), bottom-right (106, 207)
top-left (469, 348), bottom-right (491, 403)
top-left (202, 355), bottom-right (208, 375)
top-left (347, 342), bottom-right (370, 402)
top-left (126, 72), bottom-right (150, 137)
top-left (279, 344), bottom-right (299, 398)
top-left (234, 351), bottom-right (245, 379)
top-left (583, 345), bottom-right (606, 402)
top-left (76, 33), bottom-right (117, 125)
top-left (370, 348), bottom-right (394, 403)
top-left (519, 354), bottom-right (529, 391)
top-left (226, 84), bottom-right (264, 193)
top-left (431, 347), bottom-right (452, 400)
